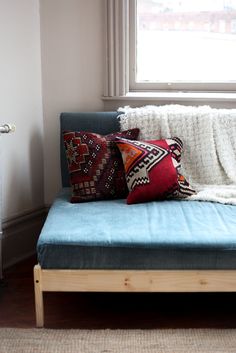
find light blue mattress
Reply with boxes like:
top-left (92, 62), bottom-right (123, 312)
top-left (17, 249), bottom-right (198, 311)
top-left (37, 188), bottom-right (236, 269)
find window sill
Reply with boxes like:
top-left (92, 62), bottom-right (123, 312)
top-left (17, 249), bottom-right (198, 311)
top-left (103, 91), bottom-right (236, 102)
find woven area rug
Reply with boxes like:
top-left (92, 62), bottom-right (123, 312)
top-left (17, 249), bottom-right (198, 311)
top-left (0, 328), bottom-right (236, 353)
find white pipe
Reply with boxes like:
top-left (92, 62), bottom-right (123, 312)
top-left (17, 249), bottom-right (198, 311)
top-left (0, 124), bottom-right (16, 134)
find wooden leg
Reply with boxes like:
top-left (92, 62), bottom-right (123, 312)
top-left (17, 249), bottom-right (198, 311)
top-left (34, 264), bottom-right (44, 328)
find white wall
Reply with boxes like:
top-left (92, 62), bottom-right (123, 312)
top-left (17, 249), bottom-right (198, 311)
top-left (40, 0), bottom-right (104, 205)
top-left (0, 0), bottom-right (44, 221)
top-left (4, 0), bottom-right (234, 218)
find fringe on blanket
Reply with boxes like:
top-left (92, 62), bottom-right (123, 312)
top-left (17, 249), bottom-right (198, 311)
top-left (118, 105), bottom-right (236, 205)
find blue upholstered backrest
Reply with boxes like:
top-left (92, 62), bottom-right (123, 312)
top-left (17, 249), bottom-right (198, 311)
top-left (60, 112), bottom-right (120, 187)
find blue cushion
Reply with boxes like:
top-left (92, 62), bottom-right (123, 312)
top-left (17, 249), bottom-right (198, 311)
top-left (60, 112), bottom-right (120, 187)
top-left (37, 188), bottom-right (236, 269)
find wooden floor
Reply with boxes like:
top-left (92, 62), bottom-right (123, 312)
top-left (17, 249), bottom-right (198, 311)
top-left (1, 256), bottom-right (236, 329)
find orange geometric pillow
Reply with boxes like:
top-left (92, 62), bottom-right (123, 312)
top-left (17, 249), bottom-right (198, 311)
top-left (115, 137), bottom-right (196, 204)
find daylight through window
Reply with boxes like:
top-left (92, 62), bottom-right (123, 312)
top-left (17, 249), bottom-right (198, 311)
top-left (134, 0), bottom-right (236, 85)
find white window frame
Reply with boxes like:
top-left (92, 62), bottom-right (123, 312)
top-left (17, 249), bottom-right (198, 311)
top-left (104, 0), bottom-right (130, 97)
top-left (104, 0), bottom-right (236, 97)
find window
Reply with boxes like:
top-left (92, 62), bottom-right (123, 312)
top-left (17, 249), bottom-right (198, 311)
top-left (104, 0), bottom-right (236, 97)
top-left (130, 0), bottom-right (236, 91)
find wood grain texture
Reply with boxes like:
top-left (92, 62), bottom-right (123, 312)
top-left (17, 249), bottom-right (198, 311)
top-left (40, 268), bottom-right (236, 293)
top-left (2, 256), bottom-right (236, 329)
top-left (34, 265), bottom-right (236, 327)
top-left (34, 265), bottom-right (44, 327)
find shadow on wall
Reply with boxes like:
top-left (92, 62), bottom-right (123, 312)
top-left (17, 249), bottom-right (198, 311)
top-left (3, 127), bottom-right (44, 221)
top-left (2, 128), bottom-right (46, 268)
top-left (29, 129), bottom-right (44, 209)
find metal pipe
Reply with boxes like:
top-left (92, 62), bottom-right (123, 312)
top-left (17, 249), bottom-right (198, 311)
top-left (0, 124), bottom-right (16, 134)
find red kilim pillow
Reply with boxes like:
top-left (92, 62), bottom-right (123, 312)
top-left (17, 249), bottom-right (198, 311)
top-left (63, 128), bottom-right (139, 202)
top-left (115, 137), bottom-right (196, 204)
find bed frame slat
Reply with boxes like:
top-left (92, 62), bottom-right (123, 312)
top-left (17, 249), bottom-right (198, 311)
top-left (34, 264), bottom-right (236, 327)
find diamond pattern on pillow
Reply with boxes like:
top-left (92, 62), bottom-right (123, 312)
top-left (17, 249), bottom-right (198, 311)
top-left (63, 128), bottom-right (139, 202)
top-left (115, 137), bottom-right (196, 204)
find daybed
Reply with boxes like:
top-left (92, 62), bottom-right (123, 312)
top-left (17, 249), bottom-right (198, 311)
top-left (34, 112), bottom-right (236, 327)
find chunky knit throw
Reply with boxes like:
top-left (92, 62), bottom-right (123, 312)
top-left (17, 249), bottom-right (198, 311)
top-left (118, 105), bottom-right (236, 205)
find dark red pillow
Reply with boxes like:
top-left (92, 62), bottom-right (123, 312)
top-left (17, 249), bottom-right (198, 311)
top-left (115, 137), bottom-right (196, 204)
top-left (63, 129), bottom-right (139, 202)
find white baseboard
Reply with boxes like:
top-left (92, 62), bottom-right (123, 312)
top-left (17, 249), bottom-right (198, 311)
top-left (2, 207), bottom-right (47, 269)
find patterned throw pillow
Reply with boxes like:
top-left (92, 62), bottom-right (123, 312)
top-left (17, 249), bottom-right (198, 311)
top-left (63, 129), bottom-right (139, 202)
top-left (115, 137), bottom-right (196, 204)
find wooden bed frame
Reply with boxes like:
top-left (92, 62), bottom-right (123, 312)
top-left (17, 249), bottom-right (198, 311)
top-left (34, 264), bottom-right (236, 327)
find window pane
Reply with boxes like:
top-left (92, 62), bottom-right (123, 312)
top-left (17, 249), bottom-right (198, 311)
top-left (136, 0), bottom-right (236, 83)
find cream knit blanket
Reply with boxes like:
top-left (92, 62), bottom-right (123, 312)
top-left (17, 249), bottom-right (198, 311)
top-left (118, 105), bottom-right (236, 205)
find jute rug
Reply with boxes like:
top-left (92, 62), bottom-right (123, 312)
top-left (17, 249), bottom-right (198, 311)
top-left (0, 328), bottom-right (236, 353)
